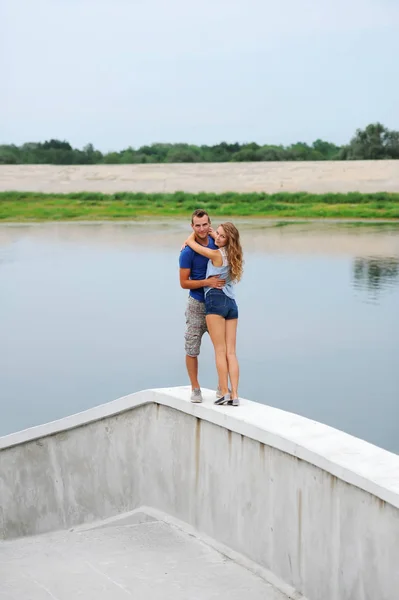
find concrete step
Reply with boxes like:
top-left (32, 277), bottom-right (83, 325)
top-left (1, 510), bottom-right (289, 599)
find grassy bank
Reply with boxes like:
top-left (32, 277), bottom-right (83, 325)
top-left (1, 191), bottom-right (399, 221)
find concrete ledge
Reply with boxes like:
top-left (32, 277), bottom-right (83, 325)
top-left (1, 386), bottom-right (398, 509)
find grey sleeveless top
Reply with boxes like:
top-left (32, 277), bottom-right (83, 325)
top-left (204, 247), bottom-right (235, 300)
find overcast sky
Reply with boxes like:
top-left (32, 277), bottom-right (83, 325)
top-left (1, 0), bottom-right (398, 151)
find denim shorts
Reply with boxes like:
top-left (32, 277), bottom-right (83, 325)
top-left (205, 289), bottom-right (238, 320)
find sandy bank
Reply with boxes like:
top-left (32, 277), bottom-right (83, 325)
top-left (1, 161), bottom-right (398, 194)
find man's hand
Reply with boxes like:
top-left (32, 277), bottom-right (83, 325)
top-left (179, 270), bottom-right (225, 291)
top-left (206, 275), bottom-right (225, 289)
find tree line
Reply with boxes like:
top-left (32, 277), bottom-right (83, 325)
top-left (1, 123), bottom-right (398, 165)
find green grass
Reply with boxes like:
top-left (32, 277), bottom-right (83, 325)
top-left (1, 191), bottom-right (399, 221)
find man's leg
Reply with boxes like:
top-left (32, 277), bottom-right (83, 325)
top-left (184, 297), bottom-right (207, 401)
top-left (186, 355), bottom-right (200, 390)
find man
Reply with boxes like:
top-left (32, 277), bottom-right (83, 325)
top-left (179, 209), bottom-right (225, 403)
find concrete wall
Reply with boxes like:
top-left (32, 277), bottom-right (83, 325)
top-left (1, 387), bottom-right (399, 600)
top-left (1, 161), bottom-right (399, 194)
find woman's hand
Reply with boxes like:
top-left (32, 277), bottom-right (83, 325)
top-left (180, 231), bottom-right (195, 251)
top-left (184, 231), bottom-right (195, 245)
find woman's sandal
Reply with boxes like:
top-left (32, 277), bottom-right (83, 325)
top-left (214, 395), bottom-right (239, 406)
top-left (228, 398), bottom-right (240, 406)
top-left (214, 395), bottom-right (231, 405)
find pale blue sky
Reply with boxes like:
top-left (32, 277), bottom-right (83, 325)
top-left (1, 0), bottom-right (398, 151)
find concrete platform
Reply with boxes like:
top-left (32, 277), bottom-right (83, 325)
top-left (0, 511), bottom-right (288, 599)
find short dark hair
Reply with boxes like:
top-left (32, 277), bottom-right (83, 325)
top-left (191, 209), bottom-right (210, 224)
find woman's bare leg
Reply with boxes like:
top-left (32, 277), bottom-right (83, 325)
top-left (225, 319), bottom-right (239, 399)
top-left (206, 315), bottom-right (229, 396)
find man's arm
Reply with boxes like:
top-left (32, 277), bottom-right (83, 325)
top-left (179, 268), bottom-right (225, 290)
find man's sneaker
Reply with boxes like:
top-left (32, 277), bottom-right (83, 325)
top-left (214, 394), bottom-right (231, 405)
top-left (190, 388), bottom-right (203, 403)
top-left (228, 397), bottom-right (240, 407)
top-left (216, 387), bottom-right (231, 399)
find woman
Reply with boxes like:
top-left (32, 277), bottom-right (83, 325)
top-left (184, 222), bottom-right (243, 406)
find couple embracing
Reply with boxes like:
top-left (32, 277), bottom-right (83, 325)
top-left (179, 209), bottom-right (243, 406)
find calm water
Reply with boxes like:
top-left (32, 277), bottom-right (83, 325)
top-left (1, 221), bottom-right (399, 454)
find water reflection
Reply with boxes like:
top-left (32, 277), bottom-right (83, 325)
top-left (353, 257), bottom-right (399, 294)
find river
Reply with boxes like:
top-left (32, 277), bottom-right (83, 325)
top-left (1, 220), bottom-right (398, 454)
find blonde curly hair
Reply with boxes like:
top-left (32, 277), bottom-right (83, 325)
top-left (219, 222), bottom-right (244, 282)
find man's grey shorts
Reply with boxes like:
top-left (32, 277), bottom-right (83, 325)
top-left (185, 296), bottom-right (208, 357)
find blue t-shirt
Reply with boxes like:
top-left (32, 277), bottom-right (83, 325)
top-left (179, 236), bottom-right (217, 302)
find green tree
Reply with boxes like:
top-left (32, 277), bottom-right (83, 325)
top-left (345, 123), bottom-right (399, 159)
top-left (103, 152), bottom-right (121, 164)
top-left (165, 144), bottom-right (202, 163)
top-left (384, 130), bottom-right (399, 159)
top-left (312, 139), bottom-right (340, 160)
top-left (82, 143), bottom-right (102, 164)
top-left (231, 143), bottom-right (261, 162)
top-left (42, 139), bottom-right (72, 151)
top-left (2, 124), bottom-right (398, 164)
top-left (285, 142), bottom-right (322, 161)
top-left (0, 145), bottom-right (19, 164)
top-left (165, 149), bottom-right (198, 163)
